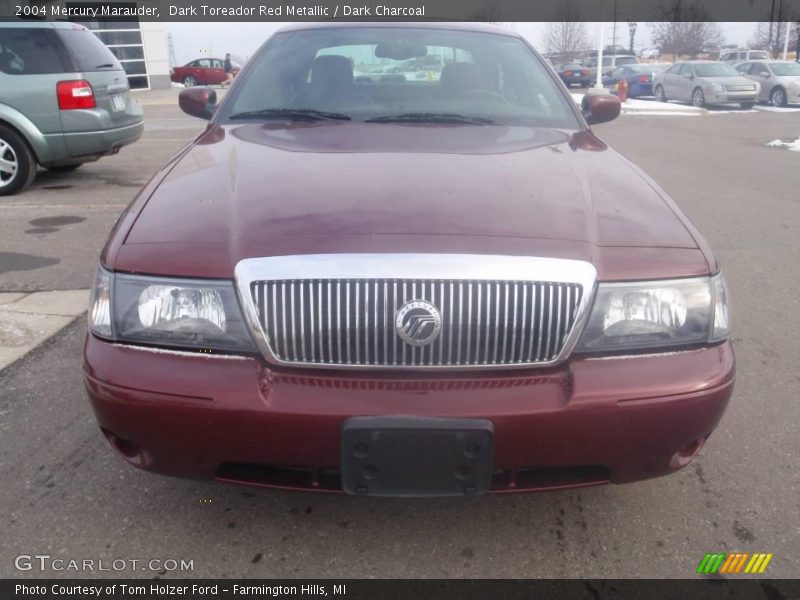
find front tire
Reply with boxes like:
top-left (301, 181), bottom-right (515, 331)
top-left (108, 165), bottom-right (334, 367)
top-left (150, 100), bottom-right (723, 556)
top-left (0, 124), bottom-right (37, 197)
top-left (692, 87), bottom-right (706, 108)
top-left (655, 85), bottom-right (667, 102)
top-left (770, 87), bottom-right (787, 107)
top-left (183, 75), bottom-right (197, 87)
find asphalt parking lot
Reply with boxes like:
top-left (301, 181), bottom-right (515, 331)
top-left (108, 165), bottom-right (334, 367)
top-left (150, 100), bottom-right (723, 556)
top-left (1, 93), bottom-right (799, 578)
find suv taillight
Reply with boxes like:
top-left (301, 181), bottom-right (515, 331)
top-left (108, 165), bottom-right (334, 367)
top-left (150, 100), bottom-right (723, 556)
top-left (57, 80), bottom-right (96, 110)
top-left (639, 75), bottom-right (650, 83)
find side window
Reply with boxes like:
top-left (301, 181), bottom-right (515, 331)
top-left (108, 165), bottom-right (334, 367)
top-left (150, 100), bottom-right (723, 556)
top-left (197, 59), bottom-right (212, 68)
top-left (720, 53), bottom-right (732, 62)
top-left (752, 62), bottom-right (767, 75)
top-left (667, 64), bottom-right (682, 74)
top-left (735, 62), bottom-right (751, 74)
top-left (679, 64), bottom-right (694, 76)
top-left (212, 59), bottom-right (224, 69)
top-left (0, 28), bottom-right (69, 75)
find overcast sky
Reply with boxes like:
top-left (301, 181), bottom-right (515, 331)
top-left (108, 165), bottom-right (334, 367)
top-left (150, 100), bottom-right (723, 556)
top-left (167, 22), bottom-right (766, 64)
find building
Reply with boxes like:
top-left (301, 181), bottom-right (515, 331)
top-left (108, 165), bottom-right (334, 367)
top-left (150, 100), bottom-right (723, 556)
top-left (1, 0), bottom-right (170, 89)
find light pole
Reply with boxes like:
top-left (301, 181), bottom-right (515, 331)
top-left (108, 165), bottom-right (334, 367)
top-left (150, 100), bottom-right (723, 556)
top-left (628, 22), bottom-right (637, 55)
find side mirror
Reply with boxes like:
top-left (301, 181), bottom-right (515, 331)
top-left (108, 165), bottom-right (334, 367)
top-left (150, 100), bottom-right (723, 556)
top-left (758, 71), bottom-right (770, 78)
top-left (582, 92), bottom-right (621, 125)
top-left (179, 86), bottom-right (217, 120)
top-left (684, 72), bottom-right (694, 79)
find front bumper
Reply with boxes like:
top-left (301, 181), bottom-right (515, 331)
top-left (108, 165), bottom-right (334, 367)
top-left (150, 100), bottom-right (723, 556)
top-left (84, 336), bottom-right (734, 494)
top-left (707, 91), bottom-right (758, 105)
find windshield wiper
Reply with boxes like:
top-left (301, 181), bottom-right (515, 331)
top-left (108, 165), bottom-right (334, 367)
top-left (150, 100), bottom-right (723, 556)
top-left (366, 112), bottom-right (494, 125)
top-left (228, 108), bottom-right (351, 121)
top-left (94, 63), bottom-right (116, 69)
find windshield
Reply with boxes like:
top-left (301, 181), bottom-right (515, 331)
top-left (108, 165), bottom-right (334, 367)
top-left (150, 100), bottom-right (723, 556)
top-left (222, 27), bottom-right (579, 128)
top-left (771, 62), bottom-right (800, 76)
top-left (695, 63), bottom-right (739, 77)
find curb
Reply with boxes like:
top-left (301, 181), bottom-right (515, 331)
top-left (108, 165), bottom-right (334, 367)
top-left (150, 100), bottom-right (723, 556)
top-left (0, 289), bottom-right (89, 372)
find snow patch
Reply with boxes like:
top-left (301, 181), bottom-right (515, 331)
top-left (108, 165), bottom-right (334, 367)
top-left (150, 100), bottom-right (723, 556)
top-left (765, 136), bottom-right (800, 152)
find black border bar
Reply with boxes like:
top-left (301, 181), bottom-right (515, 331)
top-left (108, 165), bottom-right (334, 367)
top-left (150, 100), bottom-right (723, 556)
top-left (2, 0), bottom-right (800, 22)
top-left (4, 579), bottom-right (800, 600)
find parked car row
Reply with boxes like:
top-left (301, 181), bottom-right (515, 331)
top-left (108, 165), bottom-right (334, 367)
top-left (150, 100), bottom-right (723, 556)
top-left (734, 60), bottom-right (800, 106)
top-left (653, 61), bottom-right (759, 109)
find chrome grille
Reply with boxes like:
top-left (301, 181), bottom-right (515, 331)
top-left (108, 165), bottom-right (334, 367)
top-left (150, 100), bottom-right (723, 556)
top-left (236, 254), bottom-right (596, 370)
top-left (251, 279), bottom-right (582, 367)
top-left (726, 84), bottom-right (754, 92)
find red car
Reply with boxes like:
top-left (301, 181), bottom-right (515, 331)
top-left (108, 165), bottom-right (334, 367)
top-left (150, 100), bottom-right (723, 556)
top-left (170, 57), bottom-right (240, 87)
top-left (85, 23), bottom-right (734, 497)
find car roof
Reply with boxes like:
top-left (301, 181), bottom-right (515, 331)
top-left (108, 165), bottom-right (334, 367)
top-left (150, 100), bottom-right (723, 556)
top-left (275, 21), bottom-right (520, 38)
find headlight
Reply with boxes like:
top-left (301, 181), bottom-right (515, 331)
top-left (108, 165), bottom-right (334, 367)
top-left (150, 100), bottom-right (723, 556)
top-left (89, 267), bottom-right (256, 353)
top-left (576, 274), bottom-right (730, 353)
top-left (712, 82), bottom-right (725, 93)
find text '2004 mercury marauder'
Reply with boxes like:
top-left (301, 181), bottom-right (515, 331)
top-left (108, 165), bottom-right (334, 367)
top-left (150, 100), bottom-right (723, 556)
top-left (85, 23), bottom-right (734, 497)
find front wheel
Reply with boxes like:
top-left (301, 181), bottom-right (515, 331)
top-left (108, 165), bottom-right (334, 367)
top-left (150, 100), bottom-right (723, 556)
top-left (692, 88), bottom-right (706, 108)
top-left (183, 74), bottom-right (197, 87)
top-left (0, 124), bottom-right (37, 197)
top-left (770, 87), bottom-right (787, 107)
top-left (654, 85), bottom-right (667, 102)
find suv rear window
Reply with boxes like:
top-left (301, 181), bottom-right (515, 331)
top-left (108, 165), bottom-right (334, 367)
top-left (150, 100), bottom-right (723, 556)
top-left (0, 28), bottom-right (70, 75)
top-left (56, 28), bottom-right (122, 72)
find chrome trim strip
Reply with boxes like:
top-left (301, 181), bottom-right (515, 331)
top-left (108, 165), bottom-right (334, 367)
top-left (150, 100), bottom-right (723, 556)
top-left (234, 254), bottom-right (597, 371)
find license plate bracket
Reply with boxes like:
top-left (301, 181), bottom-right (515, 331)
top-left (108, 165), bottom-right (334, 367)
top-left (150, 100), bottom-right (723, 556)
top-left (341, 416), bottom-right (494, 497)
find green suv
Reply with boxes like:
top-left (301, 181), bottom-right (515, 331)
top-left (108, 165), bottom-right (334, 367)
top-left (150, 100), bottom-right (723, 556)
top-left (0, 21), bottom-right (144, 195)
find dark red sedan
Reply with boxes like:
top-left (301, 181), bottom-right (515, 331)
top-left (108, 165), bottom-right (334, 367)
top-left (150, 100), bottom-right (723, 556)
top-left (85, 23), bottom-right (734, 497)
top-left (170, 57), bottom-right (240, 87)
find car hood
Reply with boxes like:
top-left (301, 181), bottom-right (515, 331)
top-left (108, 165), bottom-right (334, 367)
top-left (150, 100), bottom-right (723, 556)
top-left (118, 122), bottom-right (707, 281)
top-left (701, 76), bottom-right (755, 86)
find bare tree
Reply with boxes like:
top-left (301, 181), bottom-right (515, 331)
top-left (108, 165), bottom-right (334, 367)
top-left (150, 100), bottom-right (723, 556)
top-left (543, 5), bottom-right (590, 60)
top-left (649, 0), bottom-right (724, 60)
top-left (749, 21), bottom-right (799, 57)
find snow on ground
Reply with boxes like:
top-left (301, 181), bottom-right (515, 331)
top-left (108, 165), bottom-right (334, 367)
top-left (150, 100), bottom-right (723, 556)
top-left (766, 136), bottom-right (800, 152)
top-left (570, 93), bottom-right (704, 115)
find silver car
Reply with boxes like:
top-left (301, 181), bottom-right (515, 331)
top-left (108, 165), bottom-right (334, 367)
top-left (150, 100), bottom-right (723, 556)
top-left (735, 60), bottom-right (800, 107)
top-left (653, 61), bottom-right (759, 109)
top-left (0, 21), bottom-right (144, 196)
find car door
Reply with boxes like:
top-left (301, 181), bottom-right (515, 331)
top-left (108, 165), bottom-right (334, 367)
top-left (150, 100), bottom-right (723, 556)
top-left (194, 58), bottom-right (212, 84)
top-left (662, 63), bottom-right (682, 97)
top-left (603, 66), bottom-right (623, 88)
top-left (209, 59), bottom-right (226, 84)
top-left (677, 63), bottom-right (695, 101)
top-left (748, 62), bottom-right (771, 101)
